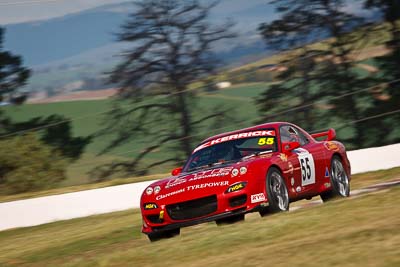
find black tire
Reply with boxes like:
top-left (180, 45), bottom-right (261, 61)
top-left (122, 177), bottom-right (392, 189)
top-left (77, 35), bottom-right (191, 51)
top-left (320, 155), bottom-right (350, 202)
top-left (263, 167), bottom-right (289, 214)
top-left (147, 228), bottom-right (180, 242)
top-left (216, 214), bottom-right (245, 225)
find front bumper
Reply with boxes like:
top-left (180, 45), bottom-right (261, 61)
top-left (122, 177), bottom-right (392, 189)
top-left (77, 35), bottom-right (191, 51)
top-left (142, 204), bottom-right (264, 234)
top-left (141, 188), bottom-right (268, 234)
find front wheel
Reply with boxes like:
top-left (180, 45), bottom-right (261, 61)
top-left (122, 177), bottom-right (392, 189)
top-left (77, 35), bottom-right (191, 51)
top-left (320, 156), bottom-right (350, 202)
top-left (262, 167), bottom-right (289, 214)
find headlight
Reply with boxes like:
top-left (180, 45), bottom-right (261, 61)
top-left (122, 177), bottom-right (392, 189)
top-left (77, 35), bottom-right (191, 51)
top-left (146, 187), bottom-right (153, 195)
top-left (231, 168), bottom-right (239, 177)
top-left (240, 166), bottom-right (247, 175)
top-left (154, 186), bottom-right (161, 194)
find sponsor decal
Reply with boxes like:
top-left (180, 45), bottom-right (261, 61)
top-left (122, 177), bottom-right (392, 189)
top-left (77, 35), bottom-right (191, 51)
top-left (324, 141), bottom-right (340, 151)
top-left (279, 153), bottom-right (288, 162)
top-left (226, 182), bottom-right (247, 193)
top-left (187, 181), bottom-right (229, 191)
top-left (324, 182), bottom-right (331, 188)
top-left (143, 203), bottom-right (158, 210)
top-left (162, 167), bottom-right (233, 192)
top-left (165, 177), bottom-right (187, 188)
top-left (288, 161), bottom-right (294, 174)
top-left (159, 210), bottom-right (164, 220)
top-left (156, 188), bottom-right (186, 200)
top-left (257, 137), bottom-right (275, 146)
top-left (193, 130), bottom-right (276, 153)
top-left (291, 177), bottom-right (295, 186)
top-left (325, 167), bottom-right (330, 177)
top-left (189, 167), bottom-right (233, 182)
top-left (295, 148), bottom-right (316, 186)
top-left (251, 193), bottom-right (266, 203)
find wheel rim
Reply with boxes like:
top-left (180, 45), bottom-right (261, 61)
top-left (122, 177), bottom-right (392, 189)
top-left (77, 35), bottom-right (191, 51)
top-left (269, 172), bottom-right (289, 210)
top-left (331, 159), bottom-right (349, 196)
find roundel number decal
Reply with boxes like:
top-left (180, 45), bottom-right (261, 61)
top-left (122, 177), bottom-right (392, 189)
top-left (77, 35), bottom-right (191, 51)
top-left (258, 137), bottom-right (274, 145)
top-left (296, 149), bottom-right (316, 186)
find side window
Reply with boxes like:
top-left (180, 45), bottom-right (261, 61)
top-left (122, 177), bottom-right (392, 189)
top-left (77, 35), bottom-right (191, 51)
top-left (280, 126), bottom-right (293, 143)
top-left (295, 127), bottom-right (309, 146)
top-left (280, 125), bottom-right (309, 146)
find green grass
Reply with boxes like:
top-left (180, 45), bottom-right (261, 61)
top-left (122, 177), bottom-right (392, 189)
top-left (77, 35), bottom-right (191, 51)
top-left (0, 169), bottom-right (399, 267)
top-left (0, 83), bottom-right (268, 187)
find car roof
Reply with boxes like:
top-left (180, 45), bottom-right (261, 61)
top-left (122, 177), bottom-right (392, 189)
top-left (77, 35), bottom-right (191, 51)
top-left (200, 121), bottom-right (290, 144)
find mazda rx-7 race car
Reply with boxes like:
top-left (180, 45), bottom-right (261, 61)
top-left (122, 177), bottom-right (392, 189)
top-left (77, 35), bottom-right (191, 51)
top-left (141, 122), bottom-right (351, 241)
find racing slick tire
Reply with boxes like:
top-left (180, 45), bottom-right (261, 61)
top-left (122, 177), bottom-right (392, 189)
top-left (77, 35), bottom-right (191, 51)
top-left (147, 228), bottom-right (180, 242)
top-left (320, 155), bottom-right (350, 202)
top-left (261, 167), bottom-right (289, 215)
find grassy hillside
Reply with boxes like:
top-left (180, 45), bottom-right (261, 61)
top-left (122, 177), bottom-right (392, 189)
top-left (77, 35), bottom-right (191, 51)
top-left (0, 168), bottom-right (399, 266)
top-left (226, 21), bottom-right (394, 73)
top-left (1, 82), bottom-right (270, 186)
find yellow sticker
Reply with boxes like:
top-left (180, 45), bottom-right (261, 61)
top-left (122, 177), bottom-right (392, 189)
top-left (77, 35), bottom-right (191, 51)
top-left (145, 203), bottom-right (157, 210)
top-left (258, 137), bottom-right (274, 145)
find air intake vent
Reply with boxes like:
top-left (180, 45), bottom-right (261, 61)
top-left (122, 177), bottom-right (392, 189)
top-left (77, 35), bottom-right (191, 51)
top-left (229, 194), bottom-right (247, 207)
top-left (167, 195), bottom-right (217, 220)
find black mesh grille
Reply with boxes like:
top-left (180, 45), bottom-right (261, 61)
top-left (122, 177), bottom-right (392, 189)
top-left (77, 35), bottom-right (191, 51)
top-left (166, 195), bottom-right (217, 220)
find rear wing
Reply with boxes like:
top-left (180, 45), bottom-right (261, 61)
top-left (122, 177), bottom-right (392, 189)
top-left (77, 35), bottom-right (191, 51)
top-left (310, 128), bottom-right (336, 141)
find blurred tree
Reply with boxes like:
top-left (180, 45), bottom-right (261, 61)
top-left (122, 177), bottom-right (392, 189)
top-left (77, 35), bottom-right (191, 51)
top-left (0, 133), bottom-right (66, 194)
top-left (362, 0), bottom-right (400, 145)
top-left (95, 0), bottom-right (235, 179)
top-left (1, 114), bottom-right (92, 161)
top-left (364, 0), bottom-right (400, 47)
top-left (257, 0), bottom-right (378, 148)
top-left (0, 27), bottom-right (31, 104)
top-left (0, 29), bottom-right (90, 191)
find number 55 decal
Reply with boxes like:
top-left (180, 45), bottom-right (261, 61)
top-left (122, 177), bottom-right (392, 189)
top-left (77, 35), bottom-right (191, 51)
top-left (296, 149), bottom-right (315, 186)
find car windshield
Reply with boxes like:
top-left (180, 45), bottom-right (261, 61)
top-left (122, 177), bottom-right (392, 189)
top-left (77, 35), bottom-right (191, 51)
top-left (184, 130), bottom-right (277, 172)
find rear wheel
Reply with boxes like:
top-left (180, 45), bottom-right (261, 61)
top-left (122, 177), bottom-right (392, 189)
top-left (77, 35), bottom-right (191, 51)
top-left (261, 167), bottom-right (289, 215)
top-left (147, 228), bottom-right (180, 242)
top-left (320, 156), bottom-right (350, 202)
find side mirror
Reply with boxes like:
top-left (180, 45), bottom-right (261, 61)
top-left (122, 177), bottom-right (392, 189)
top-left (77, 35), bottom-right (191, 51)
top-left (171, 167), bottom-right (183, 176)
top-left (327, 128), bottom-right (336, 141)
top-left (282, 141), bottom-right (300, 153)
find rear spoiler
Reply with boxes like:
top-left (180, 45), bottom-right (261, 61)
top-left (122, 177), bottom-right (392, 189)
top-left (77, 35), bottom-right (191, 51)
top-left (310, 128), bottom-right (336, 141)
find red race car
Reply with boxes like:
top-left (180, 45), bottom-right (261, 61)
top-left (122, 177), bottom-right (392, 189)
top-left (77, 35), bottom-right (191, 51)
top-left (140, 122), bottom-right (351, 241)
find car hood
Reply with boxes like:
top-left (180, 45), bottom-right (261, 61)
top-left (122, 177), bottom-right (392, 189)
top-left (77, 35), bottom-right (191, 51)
top-left (153, 165), bottom-right (235, 191)
top-left (145, 153), bottom-right (277, 196)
